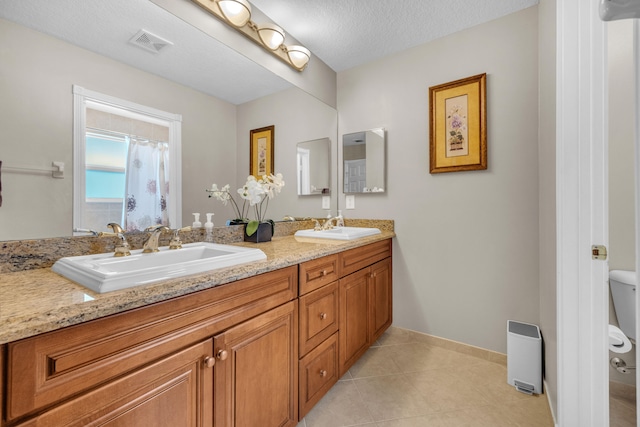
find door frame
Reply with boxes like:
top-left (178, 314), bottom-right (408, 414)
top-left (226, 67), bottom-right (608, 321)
top-left (556, 0), bottom-right (609, 425)
top-left (634, 20), bottom-right (640, 426)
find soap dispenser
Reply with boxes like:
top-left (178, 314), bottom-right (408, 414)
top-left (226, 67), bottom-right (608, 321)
top-left (192, 213), bottom-right (202, 228)
top-left (337, 210), bottom-right (345, 227)
top-left (204, 213), bottom-right (214, 242)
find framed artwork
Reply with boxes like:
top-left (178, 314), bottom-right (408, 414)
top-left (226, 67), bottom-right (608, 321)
top-left (429, 73), bottom-right (487, 174)
top-left (250, 125), bottom-right (274, 178)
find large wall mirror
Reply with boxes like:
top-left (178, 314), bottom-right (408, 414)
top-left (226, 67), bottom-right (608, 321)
top-left (0, 1), bottom-right (337, 241)
top-left (297, 138), bottom-right (331, 196)
top-left (343, 128), bottom-right (386, 194)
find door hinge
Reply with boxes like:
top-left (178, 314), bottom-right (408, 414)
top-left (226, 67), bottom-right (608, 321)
top-left (592, 245), bottom-right (607, 261)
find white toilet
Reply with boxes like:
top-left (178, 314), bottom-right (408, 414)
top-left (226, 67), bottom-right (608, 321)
top-left (610, 269), bottom-right (637, 343)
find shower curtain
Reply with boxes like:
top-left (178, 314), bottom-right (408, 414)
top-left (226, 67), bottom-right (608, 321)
top-left (123, 137), bottom-right (170, 231)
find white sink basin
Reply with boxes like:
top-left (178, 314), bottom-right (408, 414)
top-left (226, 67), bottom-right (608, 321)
top-left (294, 226), bottom-right (381, 241)
top-left (52, 242), bottom-right (267, 293)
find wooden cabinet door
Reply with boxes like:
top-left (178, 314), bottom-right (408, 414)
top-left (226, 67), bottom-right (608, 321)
top-left (15, 340), bottom-right (214, 427)
top-left (339, 269), bottom-right (370, 376)
top-left (369, 258), bottom-right (393, 343)
top-left (214, 301), bottom-right (298, 427)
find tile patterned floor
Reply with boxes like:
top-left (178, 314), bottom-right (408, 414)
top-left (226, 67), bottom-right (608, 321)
top-left (610, 380), bottom-right (636, 427)
top-left (297, 327), bottom-right (554, 427)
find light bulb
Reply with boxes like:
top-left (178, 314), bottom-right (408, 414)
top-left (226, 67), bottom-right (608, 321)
top-left (257, 24), bottom-right (285, 50)
top-left (286, 45), bottom-right (310, 70)
top-left (218, 0), bottom-right (252, 28)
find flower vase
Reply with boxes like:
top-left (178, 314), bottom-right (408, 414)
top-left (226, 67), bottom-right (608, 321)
top-left (244, 221), bottom-right (273, 243)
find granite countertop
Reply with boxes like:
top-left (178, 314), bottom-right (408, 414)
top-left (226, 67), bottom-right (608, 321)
top-left (0, 230), bottom-right (394, 345)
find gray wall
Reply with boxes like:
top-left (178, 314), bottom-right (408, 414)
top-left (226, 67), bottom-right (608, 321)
top-left (537, 0), bottom-right (557, 417)
top-left (608, 19), bottom-right (636, 387)
top-left (608, 20), bottom-right (636, 273)
top-left (336, 7), bottom-right (540, 353)
top-left (0, 18), bottom-right (237, 239)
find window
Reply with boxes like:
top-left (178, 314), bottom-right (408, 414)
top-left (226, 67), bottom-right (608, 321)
top-left (73, 86), bottom-right (182, 233)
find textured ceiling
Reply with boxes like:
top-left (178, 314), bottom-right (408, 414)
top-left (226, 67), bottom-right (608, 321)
top-left (252, 0), bottom-right (539, 72)
top-left (0, 0), bottom-right (539, 103)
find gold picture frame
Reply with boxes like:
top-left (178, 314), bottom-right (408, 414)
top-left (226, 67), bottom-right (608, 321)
top-left (429, 73), bottom-right (487, 174)
top-left (250, 125), bottom-right (274, 178)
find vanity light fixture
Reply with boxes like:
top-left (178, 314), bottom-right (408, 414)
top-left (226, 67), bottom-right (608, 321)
top-left (256, 24), bottom-right (285, 51)
top-left (286, 45), bottom-right (311, 70)
top-left (192, 0), bottom-right (311, 71)
top-left (217, 0), bottom-right (252, 28)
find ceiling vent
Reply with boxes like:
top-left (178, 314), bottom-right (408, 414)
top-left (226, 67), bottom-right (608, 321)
top-left (129, 29), bottom-right (173, 54)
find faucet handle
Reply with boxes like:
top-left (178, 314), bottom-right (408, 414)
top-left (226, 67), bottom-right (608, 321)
top-left (169, 226), bottom-right (192, 250)
top-left (97, 230), bottom-right (131, 257)
top-left (74, 228), bottom-right (99, 236)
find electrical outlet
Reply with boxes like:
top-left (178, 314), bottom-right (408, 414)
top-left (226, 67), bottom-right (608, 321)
top-left (322, 196), bottom-right (330, 209)
top-left (345, 195), bottom-right (355, 209)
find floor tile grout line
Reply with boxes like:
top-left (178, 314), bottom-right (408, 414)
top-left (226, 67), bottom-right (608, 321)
top-left (299, 327), bottom-right (555, 426)
top-left (349, 368), bottom-right (378, 425)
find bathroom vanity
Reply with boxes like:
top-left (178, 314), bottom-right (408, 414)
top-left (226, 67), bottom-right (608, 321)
top-left (0, 227), bottom-right (393, 426)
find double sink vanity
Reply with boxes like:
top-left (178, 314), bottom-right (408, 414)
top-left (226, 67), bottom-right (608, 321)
top-left (0, 220), bottom-right (394, 426)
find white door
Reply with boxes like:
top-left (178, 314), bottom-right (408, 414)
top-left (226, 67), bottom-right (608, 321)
top-left (634, 21), bottom-right (640, 427)
top-left (344, 159), bottom-right (366, 193)
top-left (557, 1), bottom-right (609, 426)
top-left (297, 147), bottom-right (310, 195)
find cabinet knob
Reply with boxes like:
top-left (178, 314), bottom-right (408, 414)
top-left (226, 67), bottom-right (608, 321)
top-left (204, 356), bottom-right (215, 368)
top-left (319, 369), bottom-right (327, 377)
top-left (319, 312), bottom-right (327, 320)
top-left (216, 349), bottom-right (229, 361)
top-left (321, 269), bottom-right (327, 276)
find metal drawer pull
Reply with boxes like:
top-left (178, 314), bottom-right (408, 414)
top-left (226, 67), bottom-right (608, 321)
top-left (319, 369), bottom-right (327, 377)
top-left (204, 356), bottom-right (215, 368)
top-left (216, 349), bottom-right (229, 361)
top-left (319, 312), bottom-right (327, 320)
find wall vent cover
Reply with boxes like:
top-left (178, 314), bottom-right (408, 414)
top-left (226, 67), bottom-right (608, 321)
top-left (129, 29), bottom-right (173, 54)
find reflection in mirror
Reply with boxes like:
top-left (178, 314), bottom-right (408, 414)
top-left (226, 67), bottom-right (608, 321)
top-left (297, 138), bottom-right (331, 196)
top-left (0, 4), bottom-right (338, 242)
top-left (73, 86), bottom-right (182, 233)
top-left (343, 128), bottom-right (386, 193)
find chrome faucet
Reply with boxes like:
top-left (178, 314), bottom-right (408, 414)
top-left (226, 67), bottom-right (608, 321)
top-left (143, 225), bottom-right (170, 253)
top-left (169, 226), bottom-right (192, 250)
top-left (98, 223), bottom-right (131, 257)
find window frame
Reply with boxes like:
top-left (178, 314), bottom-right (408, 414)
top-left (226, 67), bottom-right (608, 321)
top-left (72, 85), bottom-right (182, 233)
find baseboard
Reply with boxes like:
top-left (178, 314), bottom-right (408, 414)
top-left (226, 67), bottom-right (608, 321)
top-left (392, 326), bottom-right (507, 366)
top-left (543, 379), bottom-right (558, 426)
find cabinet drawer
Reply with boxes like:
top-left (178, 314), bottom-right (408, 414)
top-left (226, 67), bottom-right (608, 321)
top-left (339, 239), bottom-right (391, 277)
top-left (299, 254), bottom-right (339, 295)
top-left (14, 340), bottom-right (213, 427)
top-left (299, 333), bottom-right (339, 419)
top-left (5, 266), bottom-right (297, 422)
top-left (299, 281), bottom-right (339, 356)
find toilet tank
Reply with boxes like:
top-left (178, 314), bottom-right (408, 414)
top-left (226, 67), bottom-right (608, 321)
top-left (610, 269), bottom-right (637, 340)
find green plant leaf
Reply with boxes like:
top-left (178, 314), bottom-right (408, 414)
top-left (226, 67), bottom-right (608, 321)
top-left (246, 220), bottom-right (259, 236)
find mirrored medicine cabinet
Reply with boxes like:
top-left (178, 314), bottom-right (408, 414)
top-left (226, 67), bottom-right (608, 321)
top-left (343, 128), bottom-right (386, 194)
